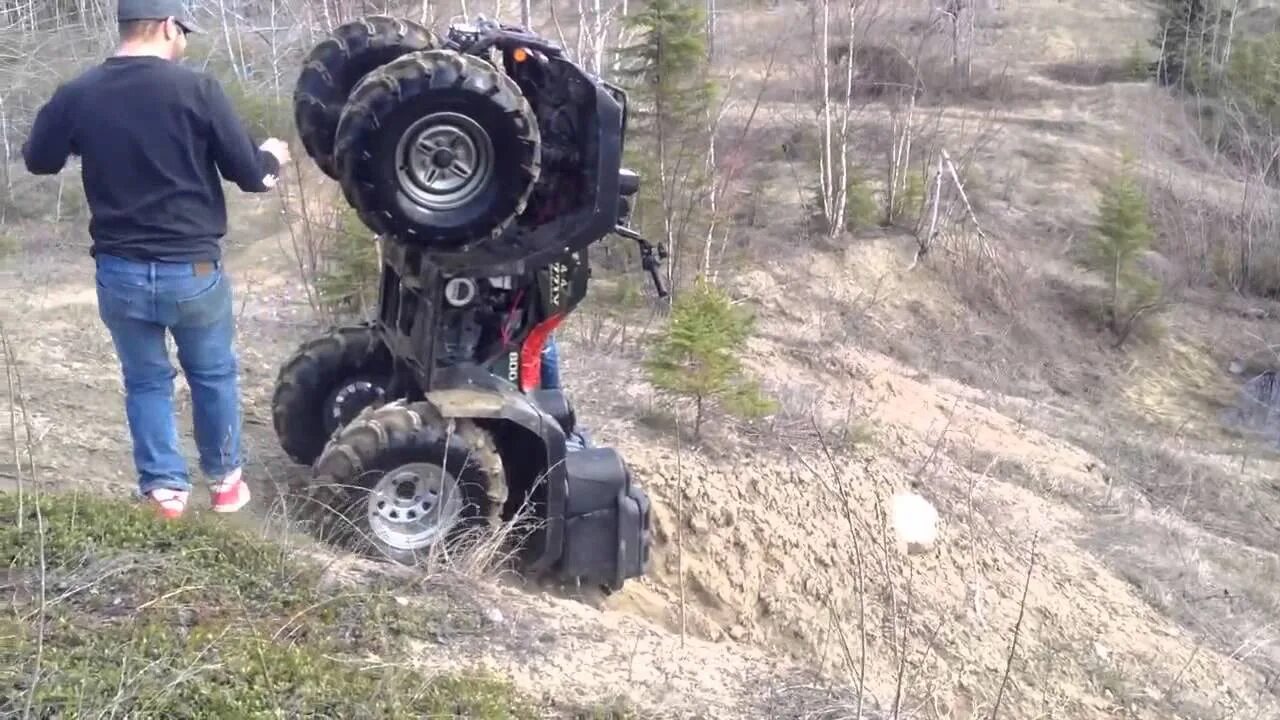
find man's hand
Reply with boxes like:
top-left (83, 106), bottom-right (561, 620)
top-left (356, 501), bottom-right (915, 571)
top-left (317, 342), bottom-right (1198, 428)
top-left (259, 137), bottom-right (289, 188)
top-left (260, 137), bottom-right (290, 166)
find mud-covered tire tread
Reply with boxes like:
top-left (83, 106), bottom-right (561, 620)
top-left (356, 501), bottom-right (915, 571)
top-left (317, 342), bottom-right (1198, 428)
top-left (270, 323), bottom-right (392, 466)
top-left (300, 401), bottom-right (508, 565)
top-left (333, 48), bottom-right (541, 245)
top-left (294, 15), bottom-right (440, 179)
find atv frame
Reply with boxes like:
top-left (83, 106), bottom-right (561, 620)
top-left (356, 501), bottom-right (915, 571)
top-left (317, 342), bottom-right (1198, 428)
top-left (273, 15), bottom-right (661, 592)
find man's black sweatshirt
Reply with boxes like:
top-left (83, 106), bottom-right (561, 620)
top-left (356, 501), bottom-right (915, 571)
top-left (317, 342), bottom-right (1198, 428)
top-left (22, 55), bottom-right (281, 263)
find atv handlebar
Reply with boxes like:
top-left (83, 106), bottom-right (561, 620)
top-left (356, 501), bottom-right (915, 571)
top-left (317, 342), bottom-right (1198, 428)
top-left (447, 14), bottom-right (564, 56)
top-left (613, 225), bottom-right (669, 299)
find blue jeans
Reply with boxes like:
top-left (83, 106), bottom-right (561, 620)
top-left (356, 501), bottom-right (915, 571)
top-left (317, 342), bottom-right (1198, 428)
top-left (94, 253), bottom-right (242, 495)
top-left (540, 334), bottom-right (561, 389)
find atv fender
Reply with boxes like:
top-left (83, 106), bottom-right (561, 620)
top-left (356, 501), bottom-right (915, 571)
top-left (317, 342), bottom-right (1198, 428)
top-left (424, 377), bottom-right (650, 590)
top-left (425, 378), bottom-right (570, 575)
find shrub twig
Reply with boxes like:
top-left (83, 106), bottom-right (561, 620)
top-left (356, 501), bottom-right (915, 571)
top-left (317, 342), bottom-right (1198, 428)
top-left (991, 531), bottom-right (1038, 720)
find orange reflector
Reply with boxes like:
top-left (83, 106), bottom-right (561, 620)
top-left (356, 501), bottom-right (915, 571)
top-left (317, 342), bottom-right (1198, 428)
top-left (514, 47), bottom-right (529, 63)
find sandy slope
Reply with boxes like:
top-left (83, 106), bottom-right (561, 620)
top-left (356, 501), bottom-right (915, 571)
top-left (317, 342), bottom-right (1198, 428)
top-left (6, 220), bottom-right (1277, 718)
top-left (0, 231), bottom-right (878, 718)
top-left (563, 246), bottom-right (1280, 718)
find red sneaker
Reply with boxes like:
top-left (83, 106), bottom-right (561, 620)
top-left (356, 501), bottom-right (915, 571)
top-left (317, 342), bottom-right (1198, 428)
top-left (210, 468), bottom-right (250, 513)
top-left (147, 488), bottom-right (189, 519)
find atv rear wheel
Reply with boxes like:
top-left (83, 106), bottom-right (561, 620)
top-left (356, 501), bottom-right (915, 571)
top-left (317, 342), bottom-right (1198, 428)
top-left (271, 324), bottom-right (393, 466)
top-left (301, 401), bottom-right (508, 565)
top-left (294, 16), bottom-right (441, 179)
top-left (333, 49), bottom-right (541, 247)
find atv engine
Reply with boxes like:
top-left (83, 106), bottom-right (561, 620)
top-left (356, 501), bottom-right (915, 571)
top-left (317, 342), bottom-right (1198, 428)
top-left (273, 15), bottom-right (659, 593)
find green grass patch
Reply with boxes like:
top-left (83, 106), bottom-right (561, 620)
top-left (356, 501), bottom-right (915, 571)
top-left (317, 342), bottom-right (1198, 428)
top-left (1, 490), bottom-right (319, 616)
top-left (0, 490), bottom-right (541, 719)
top-left (0, 615), bottom-right (533, 718)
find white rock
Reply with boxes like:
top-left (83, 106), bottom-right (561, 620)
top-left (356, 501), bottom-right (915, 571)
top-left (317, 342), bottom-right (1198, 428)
top-left (891, 490), bottom-right (939, 555)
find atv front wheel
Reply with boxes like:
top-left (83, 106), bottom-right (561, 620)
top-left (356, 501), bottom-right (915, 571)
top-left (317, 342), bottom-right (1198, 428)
top-left (301, 401), bottom-right (509, 565)
top-left (293, 16), bottom-right (441, 179)
top-left (333, 49), bottom-right (541, 247)
top-left (271, 324), bottom-right (393, 466)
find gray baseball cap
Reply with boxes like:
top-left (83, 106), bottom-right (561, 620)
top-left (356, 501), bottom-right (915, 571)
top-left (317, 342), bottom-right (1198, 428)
top-left (117, 0), bottom-right (204, 33)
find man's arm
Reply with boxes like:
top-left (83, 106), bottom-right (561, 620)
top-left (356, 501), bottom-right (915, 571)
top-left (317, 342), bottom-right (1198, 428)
top-left (200, 75), bottom-right (285, 192)
top-left (22, 84), bottom-right (75, 175)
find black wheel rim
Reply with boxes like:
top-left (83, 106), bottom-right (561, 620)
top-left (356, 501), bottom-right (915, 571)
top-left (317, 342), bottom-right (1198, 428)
top-left (395, 111), bottom-right (496, 212)
top-left (323, 377), bottom-right (388, 435)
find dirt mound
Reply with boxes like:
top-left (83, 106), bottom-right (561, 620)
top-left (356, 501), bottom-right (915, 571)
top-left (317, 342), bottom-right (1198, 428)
top-left (587, 367), bottom-right (1277, 719)
top-left (414, 577), bottom-right (870, 718)
top-left (560, 239), bottom-right (1280, 718)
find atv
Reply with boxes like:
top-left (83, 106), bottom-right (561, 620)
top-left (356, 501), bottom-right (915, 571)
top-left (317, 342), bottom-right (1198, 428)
top-left (270, 15), bottom-right (662, 593)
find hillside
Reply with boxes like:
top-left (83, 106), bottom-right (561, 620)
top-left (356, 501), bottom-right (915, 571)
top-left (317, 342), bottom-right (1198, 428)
top-left (5, 0), bottom-right (1280, 717)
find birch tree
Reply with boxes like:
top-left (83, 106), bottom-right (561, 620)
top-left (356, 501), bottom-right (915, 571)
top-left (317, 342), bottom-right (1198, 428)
top-left (616, 0), bottom-right (714, 295)
top-left (809, 0), bottom-right (860, 239)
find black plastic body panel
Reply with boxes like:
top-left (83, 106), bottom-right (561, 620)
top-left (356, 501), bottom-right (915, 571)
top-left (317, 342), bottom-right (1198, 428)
top-left (558, 447), bottom-right (652, 590)
top-left (375, 238), bottom-right (445, 394)
top-left (424, 367), bottom-right (569, 574)
top-left (528, 388), bottom-right (576, 435)
top-left (416, 370), bottom-right (651, 588)
top-left (376, 239), bottom-right (591, 393)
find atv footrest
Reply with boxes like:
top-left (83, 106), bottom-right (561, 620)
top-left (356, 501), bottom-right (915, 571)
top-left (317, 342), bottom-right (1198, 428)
top-left (556, 447), bottom-right (651, 591)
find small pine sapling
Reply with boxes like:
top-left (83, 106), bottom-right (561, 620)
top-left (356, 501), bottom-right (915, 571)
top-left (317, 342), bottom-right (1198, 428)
top-left (316, 205), bottom-right (380, 318)
top-left (644, 279), bottom-right (774, 439)
top-left (1087, 153), bottom-right (1161, 345)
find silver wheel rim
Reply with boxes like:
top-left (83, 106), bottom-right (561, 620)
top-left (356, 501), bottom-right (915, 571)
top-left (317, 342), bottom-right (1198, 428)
top-left (395, 112), bottom-right (495, 212)
top-left (366, 462), bottom-right (463, 550)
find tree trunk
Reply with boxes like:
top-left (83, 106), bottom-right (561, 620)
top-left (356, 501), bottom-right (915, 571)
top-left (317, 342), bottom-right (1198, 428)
top-left (694, 394), bottom-right (704, 440)
top-left (701, 125), bottom-right (716, 278)
top-left (591, 0), bottom-right (604, 74)
top-left (0, 95), bottom-right (10, 224)
top-left (819, 0), bottom-right (833, 229)
top-left (1110, 254), bottom-right (1121, 334)
top-left (611, 0), bottom-right (630, 76)
top-left (1223, 0), bottom-right (1238, 66)
top-left (217, 0), bottom-right (245, 80)
top-left (833, 0), bottom-right (856, 235)
top-left (706, 0), bottom-right (716, 62)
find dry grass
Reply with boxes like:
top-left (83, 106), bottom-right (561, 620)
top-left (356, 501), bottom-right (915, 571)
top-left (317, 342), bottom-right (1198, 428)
top-left (1039, 59), bottom-right (1146, 87)
top-left (1120, 334), bottom-right (1239, 431)
top-left (0, 487), bottom-right (656, 719)
top-left (0, 310), bottom-right (526, 713)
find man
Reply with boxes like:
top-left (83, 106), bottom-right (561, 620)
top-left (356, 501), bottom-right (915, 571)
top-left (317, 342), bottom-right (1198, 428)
top-left (22, 0), bottom-right (290, 519)
top-left (537, 334), bottom-right (592, 449)
top-left (540, 334), bottom-right (561, 389)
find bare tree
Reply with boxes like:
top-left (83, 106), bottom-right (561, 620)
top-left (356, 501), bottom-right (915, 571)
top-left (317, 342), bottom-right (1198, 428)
top-left (703, 37), bottom-right (783, 280)
top-left (930, 0), bottom-right (977, 85)
top-left (809, 0), bottom-right (859, 239)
